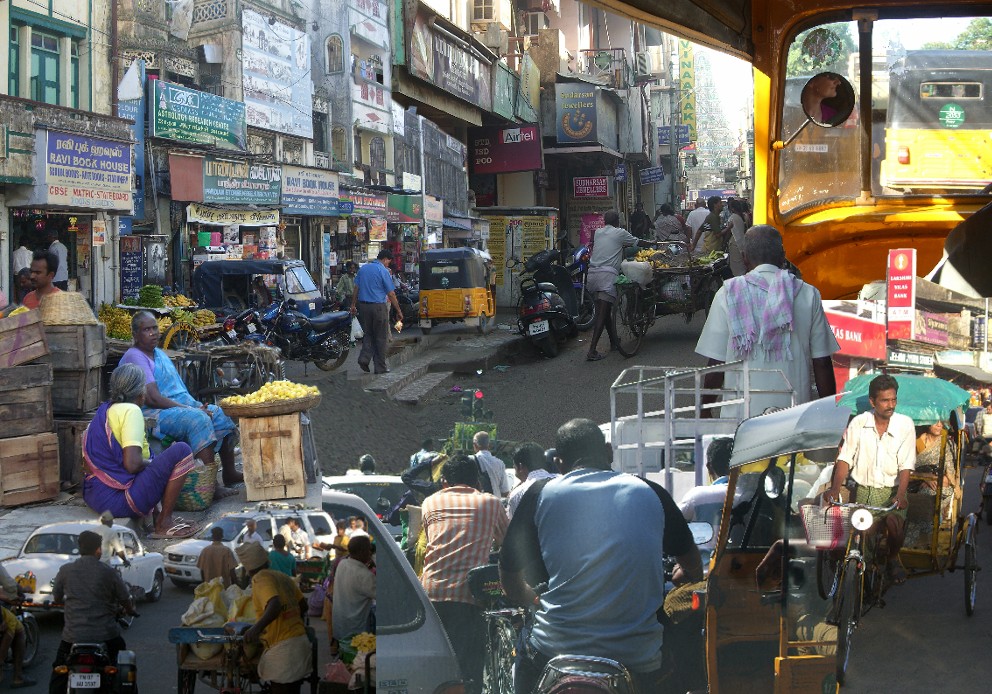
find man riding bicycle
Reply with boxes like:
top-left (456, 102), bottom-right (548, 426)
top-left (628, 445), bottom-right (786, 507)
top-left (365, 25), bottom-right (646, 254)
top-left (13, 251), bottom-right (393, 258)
top-left (499, 418), bottom-right (703, 694)
top-left (826, 374), bottom-right (916, 584)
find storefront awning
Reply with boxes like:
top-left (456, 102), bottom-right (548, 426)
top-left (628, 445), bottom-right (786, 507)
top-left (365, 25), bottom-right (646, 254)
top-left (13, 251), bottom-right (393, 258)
top-left (934, 363), bottom-right (992, 384)
top-left (543, 144), bottom-right (623, 158)
top-left (443, 216), bottom-right (473, 231)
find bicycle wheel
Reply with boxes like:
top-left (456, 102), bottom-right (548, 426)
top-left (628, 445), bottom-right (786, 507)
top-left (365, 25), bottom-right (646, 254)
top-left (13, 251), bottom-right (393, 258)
top-left (816, 550), bottom-right (840, 600)
top-left (965, 541), bottom-right (978, 616)
top-left (835, 557), bottom-right (862, 686)
top-left (613, 285), bottom-right (646, 357)
top-left (491, 617), bottom-right (517, 694)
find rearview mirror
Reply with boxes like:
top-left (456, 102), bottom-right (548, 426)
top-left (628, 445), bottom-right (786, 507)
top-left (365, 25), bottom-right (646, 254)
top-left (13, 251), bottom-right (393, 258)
top-left (801, 72), bottom-right (856, 127)
top-left (688, 521), bottom-right (714, 545)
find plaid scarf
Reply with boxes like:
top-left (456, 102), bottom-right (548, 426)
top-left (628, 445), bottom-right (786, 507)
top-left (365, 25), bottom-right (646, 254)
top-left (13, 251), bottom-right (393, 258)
top-left (725, 268), bottom-right (800, 361)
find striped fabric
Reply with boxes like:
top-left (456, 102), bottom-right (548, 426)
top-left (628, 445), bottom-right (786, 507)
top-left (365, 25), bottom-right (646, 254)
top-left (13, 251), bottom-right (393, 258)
top-left (420, 485), bottom-right (509, 605)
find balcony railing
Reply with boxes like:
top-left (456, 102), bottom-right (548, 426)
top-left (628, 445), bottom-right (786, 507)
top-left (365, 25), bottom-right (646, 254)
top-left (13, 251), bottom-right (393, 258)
top-left (575, 48), bottom-right (631, 90)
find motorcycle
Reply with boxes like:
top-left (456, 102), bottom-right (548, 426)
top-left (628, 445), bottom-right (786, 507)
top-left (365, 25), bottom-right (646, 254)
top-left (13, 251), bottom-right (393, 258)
top-left (392, 280), bottom-right (421, 326)
top-left (256, 299), bottom-right (353, 371)
top-left (59, 641), bottom-right (137, 693)
top-left (565, 244), bottom-right (596, 331)
top-left (515, 249), bottom-right (578, 358)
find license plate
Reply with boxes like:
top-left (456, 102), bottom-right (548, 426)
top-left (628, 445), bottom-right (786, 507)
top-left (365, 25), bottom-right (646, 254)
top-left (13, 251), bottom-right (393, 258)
top-left (528, 320), bottom-right (550, 336)
top-left (227, 329), bottom-right (237, 339)
top-left (69, 673), bottom-right (101, 688)
top-left (247, 322), bottom-right (257, 333)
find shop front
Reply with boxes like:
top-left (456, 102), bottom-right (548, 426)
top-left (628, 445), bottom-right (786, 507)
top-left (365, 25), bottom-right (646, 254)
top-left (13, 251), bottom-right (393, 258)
top-left (387, 194), bottom-right (425, 282)
top-left (476, 206), bottom-right (558, 307)
top-left (281, 165), bottom-right (340, 292)
top-left (338, 188), bottom-right (388, 269)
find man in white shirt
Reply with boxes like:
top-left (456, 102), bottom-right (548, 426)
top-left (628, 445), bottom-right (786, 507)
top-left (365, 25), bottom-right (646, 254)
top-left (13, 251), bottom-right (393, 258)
top-left (12, 244), bottom-right (32, 274)
top-left (507, 443), bottom-right (557, 519)
top-left (278, 518), bottom-right (311, 559)
top-left (93, 511), bottom-right (129, 566)
top-left (473, 430), bottom-right (510, 498)
top-left (47, 231), bottom-right (69, 290)
top-left (242, 518), bottom-right (264, 545)
top-left (826, 374), bottom-right (916, 584)
top-left (332, 535), bottom-right (376, 641)
top-left (684, 198), bottom-right (709, 245)
top-left (695, 225), bottom-right (839, 417)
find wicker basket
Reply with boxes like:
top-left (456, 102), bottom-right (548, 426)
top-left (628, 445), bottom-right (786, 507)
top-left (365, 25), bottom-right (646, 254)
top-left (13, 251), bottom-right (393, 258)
top-left (40, 291), bottom-right (99, 326)
top-left (800, 504), bottom-right (853, 550)
top-left (220, 393), bottom-right (321, 419)
top-left (175, 460), bottom-right (220, 512)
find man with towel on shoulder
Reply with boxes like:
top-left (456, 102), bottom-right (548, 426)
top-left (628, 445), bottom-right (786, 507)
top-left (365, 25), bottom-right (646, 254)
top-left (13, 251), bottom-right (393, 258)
top-left (695, 225), bottom-right (839, 416)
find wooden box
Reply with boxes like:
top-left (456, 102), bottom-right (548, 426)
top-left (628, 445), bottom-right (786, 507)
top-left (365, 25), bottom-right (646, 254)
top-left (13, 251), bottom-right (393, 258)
top-left (0, 364), bottom-right (54, 439)
top-left (51, 367), bottom-right (103, 415)
top-left (39, 324), bottom-right (106, 370)
top-left (0, 432), bottom-right (60, 507)
top-left (54, 414), bottom-right (94, 486)
top-left (0, 310), bottom-right (49, 368)
top-left (241, 414), bottom-right (306, 501)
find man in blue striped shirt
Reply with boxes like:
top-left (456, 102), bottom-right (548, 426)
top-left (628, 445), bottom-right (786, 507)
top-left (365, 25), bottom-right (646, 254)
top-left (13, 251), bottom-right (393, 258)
top-left (350, 249), bottom-right (404, 373)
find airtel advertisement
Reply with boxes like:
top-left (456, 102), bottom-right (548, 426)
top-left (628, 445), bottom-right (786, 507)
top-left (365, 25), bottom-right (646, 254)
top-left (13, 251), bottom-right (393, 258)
top-left (469, 125), bottom-right (543, 175)
top-left (886, 248), bottom-right (917, 340)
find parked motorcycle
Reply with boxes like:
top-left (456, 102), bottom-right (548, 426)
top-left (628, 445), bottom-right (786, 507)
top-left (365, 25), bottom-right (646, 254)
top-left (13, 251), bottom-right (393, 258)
top-left (256, 299), bottom-right (352, 371)
top-left (515, 249), bottom-right (578, 358)
top-left (565, 244), bottom-right (596, 331)
top-left (392, 280), bottom-right (421, 326)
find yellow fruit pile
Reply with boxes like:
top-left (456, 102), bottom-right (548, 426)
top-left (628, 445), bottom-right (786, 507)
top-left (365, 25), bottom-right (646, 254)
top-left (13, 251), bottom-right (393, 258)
top-left (163, 294), bottom-right (197, 308)
top-left (98, 304), bottom-right (133, 340)
top-left (220, 380), bottom-right (319, 406)
top-left (350, 632), bottom-right (376, 653)
top-left (157, 316), bottom-right (173, 332)
top-left (194, 309), bottom-right (217, 327)
top-left (634, 249), bottom-right (673, 270)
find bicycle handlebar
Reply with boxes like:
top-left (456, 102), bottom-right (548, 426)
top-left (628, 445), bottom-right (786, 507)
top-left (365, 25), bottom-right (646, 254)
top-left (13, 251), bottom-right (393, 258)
top-left (829, 500), bottom-right (899, 513)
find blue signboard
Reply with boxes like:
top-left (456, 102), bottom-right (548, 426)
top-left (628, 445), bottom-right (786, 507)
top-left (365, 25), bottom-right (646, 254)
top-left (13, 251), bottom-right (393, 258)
top-left (658, 124), bottom-right (691, 146)
top-left (556, 83), bottom-right (598, 144)
top-left (338, 201), bottom-right (355, 215)
top-left (614, 162), bottom-right (627, 182)
top-left (117, 217), bottom-right (132, 236)
top-left (640, 166), bottom-right (665, 184)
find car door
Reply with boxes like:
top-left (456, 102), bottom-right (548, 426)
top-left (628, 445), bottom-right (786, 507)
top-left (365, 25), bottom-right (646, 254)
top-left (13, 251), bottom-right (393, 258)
top-left (306, 513), bottom-right (335, 551)
top-left (117, 530), bottom-right (150, 591)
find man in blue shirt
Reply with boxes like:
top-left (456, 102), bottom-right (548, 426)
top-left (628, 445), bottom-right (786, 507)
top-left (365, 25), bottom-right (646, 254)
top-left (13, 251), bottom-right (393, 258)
top-left (350, 249), bottom-right (404, 373)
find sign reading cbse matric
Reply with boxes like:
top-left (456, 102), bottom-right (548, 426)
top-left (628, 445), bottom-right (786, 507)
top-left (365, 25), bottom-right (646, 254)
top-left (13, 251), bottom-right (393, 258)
top-left (44, 131), bottom-right (132, 211)
top-left (151, 82), bottom-right (247, 151)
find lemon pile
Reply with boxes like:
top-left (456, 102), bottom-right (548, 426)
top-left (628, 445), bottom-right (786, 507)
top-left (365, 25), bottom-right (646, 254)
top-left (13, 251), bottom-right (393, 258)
top-left (220, 380), bottom-right (319, 407)
top-left (350, 632), bottom-right (376, 653)
top-left (98, 304), bottom-right (134, 340)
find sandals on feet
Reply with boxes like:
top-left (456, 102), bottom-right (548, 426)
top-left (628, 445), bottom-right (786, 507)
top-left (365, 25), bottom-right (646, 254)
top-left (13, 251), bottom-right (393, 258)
top-left (887, 560), bottom-right (907, 585)
top-left (586, 352), bottom-right (607, 362)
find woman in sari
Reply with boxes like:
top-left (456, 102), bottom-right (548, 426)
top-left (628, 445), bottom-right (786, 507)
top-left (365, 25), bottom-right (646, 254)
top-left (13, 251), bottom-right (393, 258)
top-left (83, 364), bottom-right (196, 538)
top-left (119, 311), bottom-right (243, 494)
top-left (905, 420), bottom-right (959, 547)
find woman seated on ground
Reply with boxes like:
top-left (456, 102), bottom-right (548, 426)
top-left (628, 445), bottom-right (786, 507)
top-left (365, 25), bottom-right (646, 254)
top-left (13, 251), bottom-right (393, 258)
top-left (82, 363), bottom-right (197, 539)
top-left (905, 420), bottom-right (958, 547)
top-left (120, 311), bottom-right (243, 495)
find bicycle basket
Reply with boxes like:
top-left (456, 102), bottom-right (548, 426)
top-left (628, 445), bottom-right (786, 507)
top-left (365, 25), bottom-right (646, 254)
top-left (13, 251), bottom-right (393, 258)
top-left (800, 504), bottom-right (852, 550)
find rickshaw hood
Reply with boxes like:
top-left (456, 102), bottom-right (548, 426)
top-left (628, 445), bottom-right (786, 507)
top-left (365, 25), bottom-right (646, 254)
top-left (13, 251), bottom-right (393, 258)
top-left (729, 396), bottom-right (852, 468)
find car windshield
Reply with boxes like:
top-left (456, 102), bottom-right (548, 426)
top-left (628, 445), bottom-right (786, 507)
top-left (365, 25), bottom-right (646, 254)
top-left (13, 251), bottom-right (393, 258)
top-left (199, 517), bottom-right (250, 542)
top-left (325, 482), bottom-right (405, 516)
top-left (24, 533), bottom-right (79, 555)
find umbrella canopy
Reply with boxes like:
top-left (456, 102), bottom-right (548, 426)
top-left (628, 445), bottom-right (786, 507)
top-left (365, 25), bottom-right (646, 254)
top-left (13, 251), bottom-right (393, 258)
top-left (837, 374), bottom-right (970, 426)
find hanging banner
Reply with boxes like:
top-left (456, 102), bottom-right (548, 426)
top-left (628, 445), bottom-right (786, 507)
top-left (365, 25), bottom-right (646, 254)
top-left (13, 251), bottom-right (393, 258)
top-left (368, 217), bottom-right (388, 241)
top-left (886, 248), bottom-right (917, 341)
top-left (281, 166), bottom-right (339, 215)
top-left (678, 40), bottom-right (697, 141)
top-left (409, 8), bottom-right (493, 111)
top-left (242, 9), bottom-right (313, 138)
top-left (202, 157), bottom-right (281, 205)
top-left (43, 131), bottom-right (133, 211)
top-left (186, 204), bottom-right (280, 226)
top-left (151, 81), bottom-right (247, 150)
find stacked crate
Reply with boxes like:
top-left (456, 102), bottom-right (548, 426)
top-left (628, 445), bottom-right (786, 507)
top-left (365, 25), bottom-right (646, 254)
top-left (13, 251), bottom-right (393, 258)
top-left (0, 312), bottom-right (60, 506)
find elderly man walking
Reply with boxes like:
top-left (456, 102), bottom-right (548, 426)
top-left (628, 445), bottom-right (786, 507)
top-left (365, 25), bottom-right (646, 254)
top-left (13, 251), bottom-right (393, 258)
top-left (695, 225), bottom-right (839, 416)
top-left (349, 249), bottom-right (404, 374)
top-left (473, 430), bottom-right (509, 498)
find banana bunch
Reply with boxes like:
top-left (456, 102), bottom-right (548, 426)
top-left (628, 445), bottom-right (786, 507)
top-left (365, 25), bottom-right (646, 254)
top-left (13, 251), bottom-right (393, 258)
top-left (171, 309), bottom-right (196, 329)
top-left (633, 249), bottom-right (675, 270)
top-left (163, 294), bottom-right (197, 308)
top-left (194, 309), bottom-right (217, 327)
top-left (220, 380), bottom-right (320, 407)
top-left (98, 304), bottom-right (134, 340)
top-left (157, 316), bottom-right (173, 332)
top-left (350, 633), bottom-right (376, 653)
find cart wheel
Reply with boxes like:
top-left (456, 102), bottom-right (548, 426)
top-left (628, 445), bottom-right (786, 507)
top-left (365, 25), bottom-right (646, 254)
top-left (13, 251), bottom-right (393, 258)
top-left (965, 541), bottom-right (978, 616)
top-left (613, 286), bottom-right (646, 358)
top-left (178, 669), bottom-right (196, 694)
top-left (162, 324), bottom-right (199, 351)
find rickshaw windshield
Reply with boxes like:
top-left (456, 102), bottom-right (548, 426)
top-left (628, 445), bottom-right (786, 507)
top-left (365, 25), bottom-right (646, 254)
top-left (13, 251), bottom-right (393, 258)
top-left (285, 266), bottom-right (318, 294)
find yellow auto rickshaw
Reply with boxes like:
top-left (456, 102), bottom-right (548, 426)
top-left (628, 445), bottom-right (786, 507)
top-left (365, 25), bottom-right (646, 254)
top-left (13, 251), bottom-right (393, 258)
top-left (418, 247), bottom-right (495, 335)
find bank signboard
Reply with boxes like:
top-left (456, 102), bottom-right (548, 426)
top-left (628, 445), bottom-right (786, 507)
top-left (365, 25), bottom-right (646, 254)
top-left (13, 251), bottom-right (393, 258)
top-left (202, 156), bottom-right (281, 205)
top-left (43, 130), bottom-right (132, 211)
top-left (151, 81), bottom-right (247, 151)
top-left (886, 248), bottom-right (917, 340)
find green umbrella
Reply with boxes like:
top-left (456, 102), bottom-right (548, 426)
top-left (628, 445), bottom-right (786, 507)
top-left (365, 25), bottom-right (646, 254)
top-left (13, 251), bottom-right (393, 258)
top-left (837, 373), bottom-right (970, 425)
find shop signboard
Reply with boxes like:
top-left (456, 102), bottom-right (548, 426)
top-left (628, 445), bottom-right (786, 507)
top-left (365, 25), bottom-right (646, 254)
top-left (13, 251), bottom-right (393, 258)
top-left (916, 310), bottom-right (950, 347)
top-left (120, 235), bottom-right (143, 301)
top-left (202, 157), bottom-right (281, 205)
top-left (402, 172), bottom-right (422, 192)
top-left (469, 125), bottom-right (542, 175)
top-left (886, 248), bottom-right (917, 340)
top-left (493, 63), bottom-right (517, 121)
top-left (340, 191), bottom-right (387, 217)
top-left (519, 55), bottom-right (541, 117)
top-left (281, 166), bottom-right (339, 215)
top-left (387, 194), bottom-right (424, 223)
top-left (43, 130), bottom-right (133, 211)
top-left (352, 81), bottom-right (392, 134)
top-left (824, 309), bottom-right (886, 360)
top-left (151, 81), bottom-right (247, 150)
top-left (678, 40), bottom-right (697, 141)
top-left (186, 204), bottom-right (280, 226)
top-left (242, 9), bottom-right (313, 139)
top-left (572, 176), bottom-right (609, 198)
top-left (425, 195), bottom-right (443, 225)
top-left (888, 348), bottom-right (934, 370)
top-left (640, 166), bottom-right (665, 184)
top-left (409, 9), bottom-right (493, 111)
top-left (556, 83), bottom-right (598, 144)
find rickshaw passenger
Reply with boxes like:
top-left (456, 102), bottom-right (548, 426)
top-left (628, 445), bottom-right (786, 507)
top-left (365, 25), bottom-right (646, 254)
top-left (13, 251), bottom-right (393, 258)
top-left (826, 374), bottom-right (915, 584)
top-left (905, 421), bottom-right (959, 547)
top-left (120, 312), bottom-right (243, 491)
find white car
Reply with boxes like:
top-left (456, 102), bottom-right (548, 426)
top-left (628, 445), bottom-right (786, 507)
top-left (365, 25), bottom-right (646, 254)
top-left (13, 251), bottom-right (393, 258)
top-left (2, 521), bottom-right (165, 609)
top-left (163, 504), bottom-right (336, 587)
top-left (322, 473), bottom-right (407, 542)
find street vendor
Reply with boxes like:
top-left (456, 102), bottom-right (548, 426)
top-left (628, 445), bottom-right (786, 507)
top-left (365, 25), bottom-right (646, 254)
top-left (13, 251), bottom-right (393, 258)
top-left (236, 542), bottom-right (313, 694)
top-left (120, 311), bottom-right (243, 495)
top-left (82, 364), bottom-right (197, 539)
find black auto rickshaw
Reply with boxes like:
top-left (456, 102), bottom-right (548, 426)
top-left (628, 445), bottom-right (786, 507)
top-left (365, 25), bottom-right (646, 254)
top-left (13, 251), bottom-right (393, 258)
top-left (192, 259), bottom-right (324, 317)
top-left (417, 248), bottom-right (496, 334)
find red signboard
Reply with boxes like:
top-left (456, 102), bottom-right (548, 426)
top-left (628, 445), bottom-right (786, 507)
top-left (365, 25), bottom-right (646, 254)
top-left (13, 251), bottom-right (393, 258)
top-left (886, 248), bottom-right (917, 340)
top-left (573, 176), bottom-right (610, 198)
top-left (824, 309), bottom-right (887, 360)
top-left (469, 125), bottom-right (543, 175)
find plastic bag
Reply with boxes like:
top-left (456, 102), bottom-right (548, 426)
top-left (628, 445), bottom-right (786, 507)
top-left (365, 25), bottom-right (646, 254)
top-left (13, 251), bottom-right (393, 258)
top-left (351, 316), bottom-right (364, 340)
top-left (308, 578), bottom-right (329, 617)
top-left (323, 660), bottom-right (352, 684)
top-left (620, 260), bottom-right (654, 288)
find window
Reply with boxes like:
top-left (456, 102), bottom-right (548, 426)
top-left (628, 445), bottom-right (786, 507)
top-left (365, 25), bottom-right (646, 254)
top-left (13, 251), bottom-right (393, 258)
top-left (8, 27), bottom-right (18, 98)
top-left (523, 12), bottom-right (548, 36)
top-left (474, 0), bottom-right (494, 21)
top-left (30, 30), bottom-right (60, 105)
top-left (331, 126), bottom-right (348, 165)
top-left (70, 40), bottom-right (79, 109)
top-left (354, 132), bottom-right (363, 165)
top-left (313, 111), bottom-right (328, 153)
top-left (326, 35), bottom-right (344, 73)
top-left (370, 136), bottom-right (386, 170)
top-left (307, 514), bottom-right (333, 536)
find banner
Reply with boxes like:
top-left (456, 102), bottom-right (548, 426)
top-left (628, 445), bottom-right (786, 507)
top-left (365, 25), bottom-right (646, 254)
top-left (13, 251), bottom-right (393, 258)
top-left (409, 9), bottom-right (492, 111)
top-left (886, 248), bottom-right (917, 341)
top-left (556, 83), bottom-right (598, 144)
top-left (678, 40), bottom-right (697, 141)
top-left (202, 157), bottom-right (281, 205)
top-left (186, 204), bottom-right (280, 226)
top-left (580, 213), bottom-right (605, 247)
top-left (521, 216), bottom-right (548, 259)
top-left (43, 131), bottom-right (133, 211)
top-left (152, 81), bottom-right (246, 150)
top-left (573, 176), bottom-right (609, 198)
top-left (368, 217), bottom-right (388, 241)
top-left (485, 216), bottom-right (508, 286)
top-left (281, 166), bottom-right (339, 215)
top-left (242, 9), bottom-right (313, 138)
top-left (915, 310), bottom-right (950, 347)
top-left (470, 125), bottom-right (543, 175)
top-left (387, 194), bottom-right (423, 223)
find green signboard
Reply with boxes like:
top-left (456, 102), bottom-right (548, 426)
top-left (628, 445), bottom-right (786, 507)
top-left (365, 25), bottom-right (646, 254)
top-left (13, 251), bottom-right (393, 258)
top-left (203, 156), bottom-right (281, 204)
top-left (387, 194), bottom-right (424, 223)
top-left (939, 103), bottom-right (965, 128)
top-left (493, 63), bottom-right (517, 121)
top-left (151, 81), bottom-right (247, 151)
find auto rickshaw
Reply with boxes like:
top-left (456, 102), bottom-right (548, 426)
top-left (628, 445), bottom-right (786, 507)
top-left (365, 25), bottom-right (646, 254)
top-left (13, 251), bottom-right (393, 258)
top-left (706, 377), bottom-right (979, 693)
top-left (191, 259), bottom-right (324, 317)
top-left (417, 247), bottom-right (496, 335)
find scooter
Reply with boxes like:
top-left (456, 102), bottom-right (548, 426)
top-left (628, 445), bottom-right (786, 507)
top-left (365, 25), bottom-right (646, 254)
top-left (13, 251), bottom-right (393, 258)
top-left (516, 249), bottom-right (578, 358)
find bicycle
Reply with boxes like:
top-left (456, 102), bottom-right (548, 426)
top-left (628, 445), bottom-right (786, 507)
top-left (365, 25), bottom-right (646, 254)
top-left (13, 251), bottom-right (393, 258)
top-left (467, 563), bottom-right (529, 694)
top-left (802, 500), bottom-right (897, 686)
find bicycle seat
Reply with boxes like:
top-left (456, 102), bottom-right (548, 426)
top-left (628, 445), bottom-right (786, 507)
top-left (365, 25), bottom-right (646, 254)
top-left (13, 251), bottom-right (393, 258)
top-left (467, 564), bottom-right (505, 609)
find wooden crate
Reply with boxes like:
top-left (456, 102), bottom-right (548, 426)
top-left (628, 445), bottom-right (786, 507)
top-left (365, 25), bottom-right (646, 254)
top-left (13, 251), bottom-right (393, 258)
top-left (38, 324), bottom-right (106, 370)
top-left (241, 413), bottom-right (306, 501)
top-left (54, 414), bottom-right (94, 486)
top-left (0, 432), bottom-right (60, 507)
top-left (0, 364), bottom-right (54, 439)
top-left (51, 367), bottom-right (103, 415)
top-left (0, 310), bottom-right (49, 368)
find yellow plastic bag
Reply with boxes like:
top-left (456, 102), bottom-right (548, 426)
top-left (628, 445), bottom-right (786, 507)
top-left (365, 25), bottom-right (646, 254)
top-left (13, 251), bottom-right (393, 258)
top-left (194, 577), bottom-right (230, 616)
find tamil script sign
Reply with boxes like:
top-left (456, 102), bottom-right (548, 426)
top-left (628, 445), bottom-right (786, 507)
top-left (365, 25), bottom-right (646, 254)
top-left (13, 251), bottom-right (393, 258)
top-left (469, 124), bottom-right (543, 175)
top-left (186, 204), bottom-right (280, 226)
top-left (281, 166), bottom-right (339, 215)
top-left (573, 176), bottom-right (609, 198)
top-left (151, 81), bottom-right (247, 150)
top-left (43, 131), bottom-right (132, 211)
top-left (658, 124), bottom-right (691, 146)
top-left (340, 191), bottom-right (387, 217)
top-left (202, 157), bottom-right (281, 205)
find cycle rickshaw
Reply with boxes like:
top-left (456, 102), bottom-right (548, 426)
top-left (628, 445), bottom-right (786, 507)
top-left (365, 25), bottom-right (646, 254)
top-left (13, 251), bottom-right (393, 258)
top-left (704, 378), bottom-right (979, 692)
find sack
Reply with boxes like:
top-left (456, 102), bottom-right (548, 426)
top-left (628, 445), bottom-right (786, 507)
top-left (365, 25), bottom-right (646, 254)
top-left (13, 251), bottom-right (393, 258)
top-left (193, 577), bottom-right (230, 615)
top-left (324, 660), bottom-right (352, 684)
top-left (351, 316), bottom-right (364, 340)
top-left (308, 578), bottom-right (329, 617)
